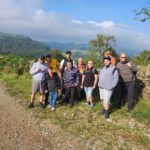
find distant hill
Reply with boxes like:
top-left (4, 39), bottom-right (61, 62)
top-left (43, 41), bottom-right (88, 51)
top-left (0, 32), bottom-right (50, 56)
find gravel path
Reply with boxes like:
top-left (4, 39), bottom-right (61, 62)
top-left (0, 82), bottom-right (86, 150)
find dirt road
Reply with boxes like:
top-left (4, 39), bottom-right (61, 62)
top-left (0, 82), bottom-right (86, 150)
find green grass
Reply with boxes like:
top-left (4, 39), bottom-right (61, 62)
top-left (0, 72), bottom-right (150, 149)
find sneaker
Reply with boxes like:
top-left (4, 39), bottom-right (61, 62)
top-left (51, 107), bottom-right (55, 111)
top-left (28, 102), bottom-right (34, 108)
top-left (85, 102), bottom-right (90, 106)
top-left (104, 110), bottom-right (110, 119)
top-left (99, 109), bottom-right (105, 115)
top-left (39, 102), bottom-right (46, 109)
top-left (90, 103), bottom-right (94, 107)
top-left (47, 105), bottom-right (52, 108)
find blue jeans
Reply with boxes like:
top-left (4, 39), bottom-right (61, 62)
top-left (49, 91), bottom-right (58, 107)
top-left (84, 87), bottom-right (93, 98)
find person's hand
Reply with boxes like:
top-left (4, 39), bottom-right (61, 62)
top-left (45, 90), bottom-right (48, 93)
top-left (80, 85), bottom-right (83, 89)
top-left (127, 62), bottom-right (132, 68)
top-left (92, 86), bottom-right (96, 89)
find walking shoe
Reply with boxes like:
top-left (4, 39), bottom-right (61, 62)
top-left (99, 109), bottom-right (105, 115)
top-left (90, 103), bottom-right (94, 107)
top-left (47, 105), bottom-right (52, 108)
top-left (28, 102), bottom-right (34, 108)
top-left (39, 102), bottom-right (46, 109)
top-left (51, 107), bottom-right (55, 111)
top-left (104, 110), bottom-right (110, 119)
top-left (85, 102), bottom-right (91, 106)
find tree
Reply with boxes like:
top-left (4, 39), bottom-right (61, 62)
top-left (135, 50), bottom-right (150, 65)
top-left (89, 34), bottom-right (116, 65)
top-left (134, 6), bottom-right (150, 22)
top-left (49, 49), bottom-right (65, 62)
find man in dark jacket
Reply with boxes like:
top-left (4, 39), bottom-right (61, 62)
top-left (116, 53), bottom-right (137, 111)
top-left (63, 61), bottom-right (79, 107)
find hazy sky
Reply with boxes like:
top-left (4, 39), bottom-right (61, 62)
top-left (0, 0), bottom-right (150, 52)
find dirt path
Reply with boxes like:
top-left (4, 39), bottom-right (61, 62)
top-left (0, 82), bottom-right (86, 150)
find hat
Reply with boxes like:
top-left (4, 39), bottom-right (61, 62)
top-left (66, 51), bottom-right (71, 54)
top-left (103, 56), bottom-right (111, 61)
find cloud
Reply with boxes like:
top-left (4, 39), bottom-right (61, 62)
top-left (88, 21), bottom-right (115, 28)
top-left (0, 0), bottom-right (150, 54)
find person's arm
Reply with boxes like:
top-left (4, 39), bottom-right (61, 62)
top-left (111, 69), bottom-right (119, 89)
top-left (29, 63), bottom-right (39, 75)
top-left (75, 70), bottom-right (80, 86)
top-left (81, 74), bottom-right (85, 88)
top-left (127, 61), bottom-right (137, 73)
top-left (93, 74), bottom-right (98, 89)
top-left (59, 59), bottom-right (64, 70)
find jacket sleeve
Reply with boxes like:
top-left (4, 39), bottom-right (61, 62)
top-left (29, 63), bottom-right (39, 75)
top-left (129, 61), bottom-right (137, 73)
top-left (75, 70), bottom-right (80, 86)
top-left (111, 69), bottom-right (119, 89)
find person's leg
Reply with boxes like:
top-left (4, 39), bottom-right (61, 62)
top-left (49, 92), bottom-right (53, 107)
top-left (69, 87), bottom-right (76, 106)
top-left (118, 82), bottom-right (126, 108)
top-left (84, 87), bottom-right (90, 104)
top-left (88, 87), bottom-right (94, 106)
top-left (51, 91), bottom-right (58, 107)
top-left (29, 80), bottom-right (38, 108)
top-left (127, 81), bottom-right (135, 111)
top-left (103, 89), bottom-right (113, 119)
top-left (45, 92), bottom-right (49, 105)
top-left (99, 88), bottom-right (105, 114)
top-left (64, 87), bottom-right (70, 103)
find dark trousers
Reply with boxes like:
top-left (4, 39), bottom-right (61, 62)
top-left (65, 87), bottom-right (76, 106)
top-left (119, 81), bottom-right (135, 110)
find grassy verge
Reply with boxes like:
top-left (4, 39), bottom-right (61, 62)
top-left (0, 72), bottom-right (150, 149)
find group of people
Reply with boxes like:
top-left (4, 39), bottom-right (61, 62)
top-left (29, 50), bottom-right (137, 119)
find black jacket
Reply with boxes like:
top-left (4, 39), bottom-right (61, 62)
top-left (45, 72), bottom-right (61, 92)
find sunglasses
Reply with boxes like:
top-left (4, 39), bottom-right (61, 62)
top-left (121, 57), bottom-right (126, 58)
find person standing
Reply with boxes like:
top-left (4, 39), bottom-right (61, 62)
top-left (116, 53), bottom-right (137, 111)
top-left (60, 51), bottom-right (76, 100)
top-left (77, 58), bottom-right (86, 100)
top-left (45, 67), bottom-right (61, 111)
top-left (29, 55), bottom-right (48, 108)
top-left (98, 56), bottom-right (119, 119)
top-left (59, 51), bottom-right (76, 73)
top-left (104, 50), bottom-right (116, 65)
top-left (81, 60), bottom-right (98, 107)
top-left (45, 54), bottom-right (60, 105)
top-left (63, 61), bottom-right (79, 107)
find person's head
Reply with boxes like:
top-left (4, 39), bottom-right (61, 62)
top-left (87, 60), bottom-right (93, 69)
top-left (120, 53), bottom-right (127, 62)
top-left (46, 54), bottom-right (51, 63)
top-left (38, 55), bottom-right (45, 64)
top-left (78, 58), bottom-right (84, 65)
top-left (103, 56), bottom-right (111, 67)
top-left (104, 51), bottom-right (112, 57)
top-left (66, 61), bottom-right (73, 69)
top-left (66, 51), bottom-right (71, 60)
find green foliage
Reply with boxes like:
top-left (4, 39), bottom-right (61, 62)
top-left (49, 49), bottom-right (65, 62)
top-left (134, 6), bottom-right (150, 22)
top-left (0, 72), bottom-right (150, 149)
top-left (135, 50), bottom-right (150, 65)
top-left (88, 34), bottom-right (117, 68)
top-left (0, 55), bottom-right (30, 75)
top-left (0, 32), bottom-right (49, 56)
